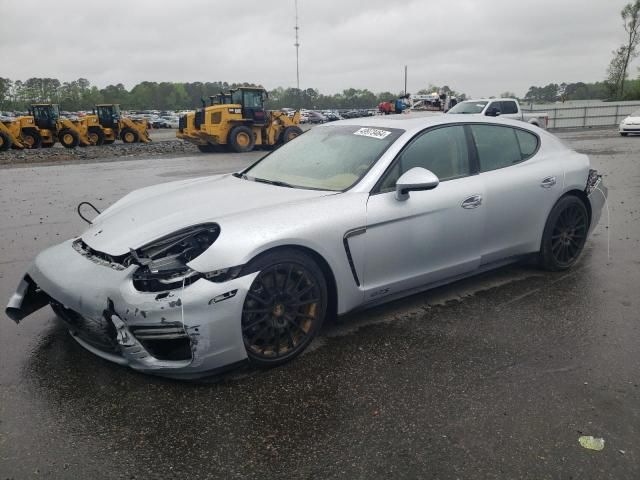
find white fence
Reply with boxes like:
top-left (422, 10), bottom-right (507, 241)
top-left (522, 101), bottom-right (640, 129)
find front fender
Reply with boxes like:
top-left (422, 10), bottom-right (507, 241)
top-left (188, 192), bottom-right (369, 314)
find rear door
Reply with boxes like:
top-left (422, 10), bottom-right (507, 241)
top-left (469, 124), bottom-right (564, 263)
top-left (363, 125), bottom-right (486, 300)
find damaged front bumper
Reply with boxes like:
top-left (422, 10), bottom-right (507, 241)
top-left (586, 171), bottom-right (608, 236)
top-left (5, 239), bottom-right (257, 378)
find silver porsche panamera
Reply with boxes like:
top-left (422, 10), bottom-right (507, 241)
top-left (6, 115), bottom-right (607, 378)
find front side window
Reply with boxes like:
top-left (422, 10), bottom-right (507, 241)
top-left (243, 125), bottom-right (404, 191)
top-left (379, 125), bottom-right (470, 192)
top-left (470, 125), bottom-right (527, 172)
top-left (243, 91), bottom-right (264, 108)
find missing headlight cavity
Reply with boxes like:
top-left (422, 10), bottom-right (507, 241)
top-left (132, 223), bottom-right (220, 292)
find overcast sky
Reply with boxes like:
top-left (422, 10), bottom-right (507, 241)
top-left (1, 0), bottom-right (638, 98)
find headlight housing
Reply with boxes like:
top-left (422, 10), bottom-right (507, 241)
top-left (130, 223), bottom-right (224, 292)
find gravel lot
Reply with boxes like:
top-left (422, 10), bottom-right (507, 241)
top-left (0, 128), bottom-right (639, 479)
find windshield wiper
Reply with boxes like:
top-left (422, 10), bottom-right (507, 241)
top-left (251, 177), bottom-right (295, 188)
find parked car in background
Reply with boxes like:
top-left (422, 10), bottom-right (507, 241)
top-left (447, 98), bottom-right (549, 129)
top-left (7, 115), bottom-right (606, 378)
top-left (306, 111), bottom-right (327, 124)
top-left (619, 109), bottom-right (640, 136)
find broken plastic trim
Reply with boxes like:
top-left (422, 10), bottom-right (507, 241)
top-left (585, 169), bottom-right (601, 195)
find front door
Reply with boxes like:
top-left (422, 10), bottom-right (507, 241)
top-left (362, 125), bottom-right (485, 301)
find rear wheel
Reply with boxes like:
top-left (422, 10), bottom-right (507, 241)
top-left (241, 249), bottom-right (327, 367)
top-left (21, 129), bottom-right (42, 149)
top-left (282, 125), bottom-right (303, 144)
top-left (539, 195), bottom-right (589, 271)
top-left (88, 128), bottom-right (105, 146)
top-left (0, 131), bottom-right (11, 151)
top-left (121, 128), bottom-right (139, 144)
top-left (58, 129), bottom-right (79, 148)
top-left (229, 125), bottom-right (255, 153)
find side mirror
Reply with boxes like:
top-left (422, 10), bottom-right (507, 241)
top-left (485, 107), bottom-right (500, 117)
top-left (395, 167), bottom-right (439, 201)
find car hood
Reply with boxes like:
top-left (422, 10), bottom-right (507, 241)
top-left (82, 174), bottom-right (336, 256)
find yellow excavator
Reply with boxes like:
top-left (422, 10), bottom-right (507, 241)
top-left (177, 87), bottom-right (302, 153)
top-left (0, 104), bottom-right (91, 149)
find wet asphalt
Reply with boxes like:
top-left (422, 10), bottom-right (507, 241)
top-left (0, 129), bottom-right (639, 479)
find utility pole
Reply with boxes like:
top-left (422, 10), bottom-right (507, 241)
top-left (294, 0), bottom-right (300, 91)
top-left (404, 65), bottom-right (408, 96)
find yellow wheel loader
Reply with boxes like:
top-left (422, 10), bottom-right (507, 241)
top-left (177, 87), bottom-right (302, 153)
top-left (88, 104), bottom-right (150, 145)
top-left (26, 104), bottom-right (92, 148)
top-left (1, 104), bottom-right (89, 149)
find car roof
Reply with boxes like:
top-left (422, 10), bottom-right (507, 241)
top-left (323, 112), bottom-right (538, 135)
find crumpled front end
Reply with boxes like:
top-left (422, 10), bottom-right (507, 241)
top-left (6, 239), bottom-right (257, 378)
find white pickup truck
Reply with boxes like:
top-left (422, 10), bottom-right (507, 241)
top-left (447, 98), bottom-right (549, 129)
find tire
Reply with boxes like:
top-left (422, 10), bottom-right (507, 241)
top-left (121, 128), bottom-right (139, 144)
top-left (240, 249), bottom-right (328, 367)
top-left (539, 195), bottom-right (589, 271)
top-left (88, 128), bottom-right (105, 146)
top-left (0, 131), bottom-right (11, 151)
top-left (282, 126), bottom-right (303, 144)
top-left (197, 143), bottom-right (225, 153)
top-left (21, 128), bottom-right (42, 149)
top-left (58, 129), bottom-right (79, 149)
top-left (228, 125), bottom-right (255, 153)
top-left (620, 132), bottom-right (628, 137)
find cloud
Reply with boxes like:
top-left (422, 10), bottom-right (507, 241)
top-left (1, 0), bottom-right (637, 98)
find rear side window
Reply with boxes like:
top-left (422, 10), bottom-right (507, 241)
top-left (470, 125), bottom-right (523, 172)
top-left (500, 101), bottom-right (518, 114)
top-left (515, 129), bottom-right (538, 159)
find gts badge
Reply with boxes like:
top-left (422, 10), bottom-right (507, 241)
top-left (370, 288), bottom-right (390, 298)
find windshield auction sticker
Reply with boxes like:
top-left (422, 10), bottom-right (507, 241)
top-left (353, 127), bottom-right (392, 139)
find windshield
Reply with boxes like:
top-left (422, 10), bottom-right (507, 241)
top-left (242, 125), bottom-right (404, 191)
top-left (447, 101), bottom-right (488, 114)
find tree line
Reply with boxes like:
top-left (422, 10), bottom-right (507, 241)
top-left (0, 77), bottom-right (422, 112)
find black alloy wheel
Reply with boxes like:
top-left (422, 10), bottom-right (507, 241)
top-left (540, 195), bottom-right (589, 271)
top-left (241, 251), bottom-right (327, 366)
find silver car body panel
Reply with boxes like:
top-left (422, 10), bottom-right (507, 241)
top-left (6, 114), bottom-right (607, 377)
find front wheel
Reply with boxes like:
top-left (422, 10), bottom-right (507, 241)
top-left (539, 195), bottom-right (589, 271)
top-left (282, 125), bottom-right (303, 143)
top-left (241, 249), bottom-right (327, 367)
top-left (620, 132), bottom-right (628, 137)
top-left (121, 128), bottom-right (139, 144)
top-left (58, 129), bottom-right (79, 148)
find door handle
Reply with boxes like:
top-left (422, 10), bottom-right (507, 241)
top-left (461, 194), bottom-right (482, 209)
top-left (540, 176), bottom-right (556, 188)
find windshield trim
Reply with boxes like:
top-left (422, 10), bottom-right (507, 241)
top-left (237, 125), bottom-right (406, 193)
